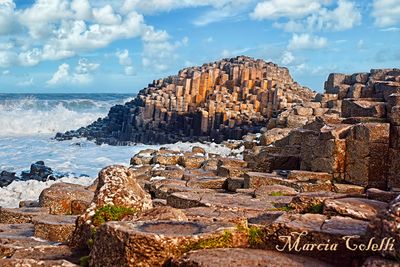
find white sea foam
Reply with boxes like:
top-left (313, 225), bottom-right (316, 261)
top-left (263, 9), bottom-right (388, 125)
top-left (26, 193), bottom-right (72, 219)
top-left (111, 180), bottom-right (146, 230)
top-left (0, 94), bottom-right (241, 208)
top-left (0, 97), bottom-right (110, 136)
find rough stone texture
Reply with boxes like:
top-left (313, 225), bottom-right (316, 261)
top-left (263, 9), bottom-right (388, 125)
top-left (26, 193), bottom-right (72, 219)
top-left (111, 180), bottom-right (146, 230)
top-left (263, 213), bottom-right (370, 265)
top-left (172, 248), bottom-right (333, 267)
top-left (323, 198), bottom-right (388, 221)
top-left (362, 257), bottom-right (400, 267)
top-left (368, 195), bottom-right (400, 260)
top-left (89, 221), bottom-right (247, 267)
top-left (33, 215), bottom-right (77, 243)
top-left (0, 259), bottom-right (78, 267)
top-left (345, 123), bottom-right (390, 189)
top-left (0, 207), bottom-right (49, 224)
top-left (70, 165), bottom-right (152, 250)
top-left (366, 188), bottom-right (399, 203)
top-left (135, 206), bottom-right (188, 222)
top-left (39, 182), bottom-right (94, 215)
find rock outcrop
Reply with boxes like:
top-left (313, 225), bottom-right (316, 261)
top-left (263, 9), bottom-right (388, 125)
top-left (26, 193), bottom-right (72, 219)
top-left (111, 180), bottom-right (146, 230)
top-left (56, 56), bottom-right (315, 145)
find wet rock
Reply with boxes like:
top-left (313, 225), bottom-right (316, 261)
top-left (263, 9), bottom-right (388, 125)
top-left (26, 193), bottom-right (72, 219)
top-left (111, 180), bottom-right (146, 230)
top-left (172, 248), bottom-right (333, 267)
top-left (21, 161), bottom-right (56, 182)
top-left (323, 197), bottom-right (387, 221)
top-left (89, 220), bottom-right (247, 266)
top-left (0, 170), bottom-right (18, 187)
top-left (39, 182), bottom-right (94, 215)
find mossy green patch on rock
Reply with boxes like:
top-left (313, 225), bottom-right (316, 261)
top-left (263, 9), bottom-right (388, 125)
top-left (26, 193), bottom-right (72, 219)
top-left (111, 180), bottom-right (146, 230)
top-left (92, 205), bottom-right (137, 227)
top-left (183, 230), bottom-right (233, 252)
top-left (302, 203), bottom-right (324, 214)
top-left (269, 191), bottom-right (284, 196)
top-left (80, 255), bottom-right (90, 267)
top-left (248, 226), bottom-right (266, 247)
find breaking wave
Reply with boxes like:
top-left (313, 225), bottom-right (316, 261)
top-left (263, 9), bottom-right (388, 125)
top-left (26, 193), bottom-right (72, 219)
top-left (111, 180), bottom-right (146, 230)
top-left (0, 94), bottom-right (134, 136)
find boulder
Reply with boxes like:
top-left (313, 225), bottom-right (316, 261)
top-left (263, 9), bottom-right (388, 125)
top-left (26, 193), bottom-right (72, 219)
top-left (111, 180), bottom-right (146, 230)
top-left (39, 182), bottom-right (94, 215)
top-left (33, 215), bottom-right (77, 243)
top-left (0, 171), bottom-right (18, 187)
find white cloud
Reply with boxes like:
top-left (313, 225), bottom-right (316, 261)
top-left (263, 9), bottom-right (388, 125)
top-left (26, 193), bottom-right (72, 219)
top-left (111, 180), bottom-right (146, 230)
top-left (71, 0), bottom-right (92, 20)
top-left (380, 27), bottom-right (400, 32)
top-left (93, 5), bottom-right (121, 25)
top-left (305, 0), bottom-right (361, 31)
top-left (357, 39), bottom-right (365, 50)
top-left (204, 37), bottom-right (214, 43)
top-left (47, 59), bottom-right (99, 86)
top-left (115, 49), bottom-right (134, 76)
top-left (116, 50), bottom-right (132, 66)
top-left (253, 0), bottom-right (361, 32)
top-left (2, 70), bottom-right (10, 75)
top-left (47, 63), bottom-right (70, 85)
top-left (0, 0), bottom-right (18, 35)
top-left (75, 58), bottom-right (100, 74)
top-left (281, 51), bottom-right (295, 65)
top-left (141, 34), bottom-right (188, 72)
top-left (16, 77), bottom-right (34, 87)
top-left (287, 34), bottom-right (328, 50)
top-left (251, 0), bottom-right (322, 20)
top-left (372, 0), bottom-right (400, 27)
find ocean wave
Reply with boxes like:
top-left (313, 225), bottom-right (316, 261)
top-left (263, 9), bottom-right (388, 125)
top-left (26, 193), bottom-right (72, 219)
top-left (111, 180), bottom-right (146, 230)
top-left (0, 96), bottom-right (129, 136)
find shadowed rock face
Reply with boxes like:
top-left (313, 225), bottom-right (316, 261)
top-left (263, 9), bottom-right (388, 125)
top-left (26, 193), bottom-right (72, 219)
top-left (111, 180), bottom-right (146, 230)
top-left (56, 56), bottom-right (315, 145)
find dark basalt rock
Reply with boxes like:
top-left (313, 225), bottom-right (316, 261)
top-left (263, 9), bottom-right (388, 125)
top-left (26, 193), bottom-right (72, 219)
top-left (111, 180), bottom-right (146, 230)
top-left (0, 171), bottom-right (18, 187)
top-left (56, 56), bottom-right (315, 145)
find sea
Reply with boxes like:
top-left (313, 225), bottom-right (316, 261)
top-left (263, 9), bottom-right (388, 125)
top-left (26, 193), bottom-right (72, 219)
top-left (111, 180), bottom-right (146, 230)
top-left (0, 94), bottom-right (240, 208)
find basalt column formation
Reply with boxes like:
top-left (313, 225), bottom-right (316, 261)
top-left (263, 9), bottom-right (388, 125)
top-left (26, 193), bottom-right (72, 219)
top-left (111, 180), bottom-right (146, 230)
top-left (57, 56), bottom-right (315, 145)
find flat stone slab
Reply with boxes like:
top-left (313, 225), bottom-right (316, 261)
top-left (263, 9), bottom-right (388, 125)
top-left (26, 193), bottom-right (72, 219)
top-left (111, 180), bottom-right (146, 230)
top-left (183, 207), bottom-right (263, 224)
top-left (167, 192), bottom-right (275, 211)
top-left (90, 220), bottom-right (247, 266)
top-left (366, 188), bottom-right (399, 203)
top-left (323, 197), bottom-right (388, 221)
top-left (0, 207), bottom-right (49, 224)
top-left (290, 191), bottom-right (346, 213)
top-left (172, 248), bottom-right (333, 267)
top-left (287, 170), bottom-right (332, 181)
top-left (11, 244), bottom-right (80, 263)
top-left (186, 177), bottom-right (227, 189)
top-left (33, 215), bottom-right (77, 243)
top-left (0, 259), bottom-right (78, 267)
top-left (264, 213), bottom-right (370, 265)
top-left (0, 224), bottom-right (55, 258)
top-left (254, 185), bottom-right (298, 197)
top-left (333, 183), bottom-right (365, 194)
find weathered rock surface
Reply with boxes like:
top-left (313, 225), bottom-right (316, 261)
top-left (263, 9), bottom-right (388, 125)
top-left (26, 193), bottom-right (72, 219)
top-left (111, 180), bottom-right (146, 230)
top-left (89, 221), bottom-right (247, 267)
top-left (39, 182), bottom-right (94, 215)
top-left (172, 248), bottom-right (333, 267)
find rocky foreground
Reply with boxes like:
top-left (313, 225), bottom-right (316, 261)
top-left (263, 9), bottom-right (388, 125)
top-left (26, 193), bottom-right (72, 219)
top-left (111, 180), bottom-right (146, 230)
top-left (1, 65), bottom-right (400, 266)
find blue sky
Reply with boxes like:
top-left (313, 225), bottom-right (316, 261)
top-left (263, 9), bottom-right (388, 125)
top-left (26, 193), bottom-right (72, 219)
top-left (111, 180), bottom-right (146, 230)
top-left (0, 0), bottom-right (399, 93)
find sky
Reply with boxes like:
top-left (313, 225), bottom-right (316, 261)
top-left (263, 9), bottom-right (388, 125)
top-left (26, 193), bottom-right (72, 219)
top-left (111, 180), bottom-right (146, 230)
top-left (0, 0), bottom-right (399, 93)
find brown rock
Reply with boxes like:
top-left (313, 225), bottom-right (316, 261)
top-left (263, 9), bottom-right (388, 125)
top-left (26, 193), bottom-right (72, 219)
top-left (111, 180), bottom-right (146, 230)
top-left (136, 206), bottom-right (188, 222)
top-left (39, 182), bottom-right (94, 215)
top-left (33, 215), bottom-right (77, 243)
top-left (333, 183), bottom-right (365, 194)
top-left (89, 221), bottom-right (247, 267)
top-left (0, 207), bottom-right (49, 224)
top-left (0, 259), bottom-right (78, 267)
top-left (323, 197), bottom-right (387, 221)
top-left (172, 248), bottom-right (333, 267)
top-left (366, 188), bottom-right (399, 203)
